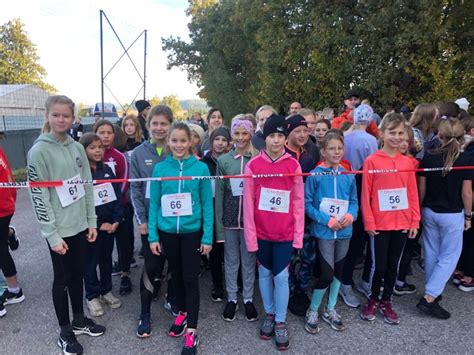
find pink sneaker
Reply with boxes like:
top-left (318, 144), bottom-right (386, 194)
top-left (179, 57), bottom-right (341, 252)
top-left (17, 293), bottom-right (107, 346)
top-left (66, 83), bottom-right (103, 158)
top-left (360, 299), bottom-right (378, 321)
top-left (168, 311), bottom-right (187, 337)
top-left (379, 300), bottom-right (400, 324)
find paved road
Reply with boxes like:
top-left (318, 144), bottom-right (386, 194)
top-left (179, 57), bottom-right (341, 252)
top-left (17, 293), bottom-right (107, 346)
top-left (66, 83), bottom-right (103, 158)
top-left (1, 190), bottom-right (473, 354)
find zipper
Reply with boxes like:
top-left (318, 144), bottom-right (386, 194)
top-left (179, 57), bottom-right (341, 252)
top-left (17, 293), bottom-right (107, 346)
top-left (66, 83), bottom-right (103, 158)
top-left (333, 168), bottom-right (337, 239)
top-left (177, 160), bottom-right (183, 234)
top-left (237, 155), bottom-right (243, 229)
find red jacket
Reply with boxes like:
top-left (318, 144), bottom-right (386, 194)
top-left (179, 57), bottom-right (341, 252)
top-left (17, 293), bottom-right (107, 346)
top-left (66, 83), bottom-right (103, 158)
top-left (332, 108), bottom-right (380, 138)
top-left (243, 150), bottom-right (304, 252)
top-left (0, 148), bottom-right (16, 217)
top-left (361, 150), bottom-right (420, 231)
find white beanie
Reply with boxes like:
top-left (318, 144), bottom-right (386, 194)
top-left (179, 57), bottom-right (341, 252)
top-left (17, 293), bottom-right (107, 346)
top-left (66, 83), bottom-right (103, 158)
top-left (455, 97), bottom-right (469, 112)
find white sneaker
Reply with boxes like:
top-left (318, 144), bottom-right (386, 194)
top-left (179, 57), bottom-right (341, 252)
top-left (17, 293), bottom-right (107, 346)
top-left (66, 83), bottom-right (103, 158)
top-left (100, 292), bottom-right (122, 309)
top-left (87, 297), bottom-right (105, 317)
top-left (338, 284), bottom-right (360, 308)
top-left (356, 280), bottom-right (371, 299)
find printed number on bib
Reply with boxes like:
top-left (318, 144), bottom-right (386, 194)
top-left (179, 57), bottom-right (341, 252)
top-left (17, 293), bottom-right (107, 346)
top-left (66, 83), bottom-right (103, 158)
top-left (319, 198), bottom-right (349, 220)
top-left (93, 183), bottom-right (117, 206)
top-left (161, 193), bottom-right (193, 217)
top-left (55, 174), bottom-right (85, 207)
top-left (258, 187), bottom-right (290, 213)
top-left (378, 188), bottom-right (408, 211)
top-left (230, 178), bottom-right (244, 196)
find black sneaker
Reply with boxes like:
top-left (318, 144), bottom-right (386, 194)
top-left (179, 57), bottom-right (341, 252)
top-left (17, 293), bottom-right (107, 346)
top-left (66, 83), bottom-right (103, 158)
top-left (1, 289), bottom-right (25, 305)
top-left (394, 282), bottom-right (416, 296)
top-left (211, 287), bottom-right (224, 302)
top-left (244, 301), bottom-right (258, 322)
top-left (181, 331), bottom-right (199, 355)
top-left (111, 261), bottom-right (121, 276)
top-left (8, 226), bottom-right (19, 251)
top-left (72, 317), bottom-right (106, 337)
top-left (0, 302), bottom-right (6, 317)
top-left (120, 276), bottom-right (132, 295)
top-left (137, 313), bottom-right (151, 338)
top-left (58, 331), bottom-right (83, 355)
top-left (130, 258), bottom-right (138, 268)
top-left (222, 301), bottom-right (238, 322)
top-left (416, 297), bottom-right (450, 320)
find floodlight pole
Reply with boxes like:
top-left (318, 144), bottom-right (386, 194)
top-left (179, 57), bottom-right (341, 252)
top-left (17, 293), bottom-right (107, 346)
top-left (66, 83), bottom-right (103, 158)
top-left (100, 10), bottom-right (105, 117)
top-left (144, 29), bottom-right (147, 99)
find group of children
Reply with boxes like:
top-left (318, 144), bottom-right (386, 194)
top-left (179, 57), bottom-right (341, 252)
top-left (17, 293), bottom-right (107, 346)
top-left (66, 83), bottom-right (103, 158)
top-left (0, 94), bottom-right (472, 355)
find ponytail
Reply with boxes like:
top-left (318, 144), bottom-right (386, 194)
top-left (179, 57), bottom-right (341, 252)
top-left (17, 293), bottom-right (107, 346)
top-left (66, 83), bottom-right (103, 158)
top-left (434, 118), bottom-right (464, 176)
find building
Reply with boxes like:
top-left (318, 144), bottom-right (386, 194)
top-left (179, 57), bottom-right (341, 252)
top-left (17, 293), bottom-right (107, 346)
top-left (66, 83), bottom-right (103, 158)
top-left (0, 84), bottom-right (50, 116)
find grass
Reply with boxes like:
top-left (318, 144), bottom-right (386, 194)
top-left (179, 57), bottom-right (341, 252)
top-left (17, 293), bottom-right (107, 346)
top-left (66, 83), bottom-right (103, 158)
top-left (12, 168), bottom-right (27, 182)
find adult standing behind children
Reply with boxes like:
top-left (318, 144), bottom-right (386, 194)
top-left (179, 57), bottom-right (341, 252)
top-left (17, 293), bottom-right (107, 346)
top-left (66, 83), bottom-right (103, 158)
top-left (136, 100), bottom-right (151, 140)
top-left (27, 95), bottom-right (105, 355)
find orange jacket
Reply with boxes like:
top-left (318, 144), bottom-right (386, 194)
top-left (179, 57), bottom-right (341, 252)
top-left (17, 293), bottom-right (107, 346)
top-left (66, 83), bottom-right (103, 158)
top-left (332, 108), bottom-right (380, 138)
top-left (361, 150), bottom-right (420, 231)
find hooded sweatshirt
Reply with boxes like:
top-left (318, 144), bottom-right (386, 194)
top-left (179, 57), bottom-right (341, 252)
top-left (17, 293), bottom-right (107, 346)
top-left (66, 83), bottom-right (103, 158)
top-left (0, 148), bottom-right (16, 217)
top-left (148, 154), bottom-right (214, 245)
top-left (361, 150), bottom-right (420, 231)
top-left (243, 150), bottom-right (304, 252)
top-left (27, 133), bottom-right (97, 247)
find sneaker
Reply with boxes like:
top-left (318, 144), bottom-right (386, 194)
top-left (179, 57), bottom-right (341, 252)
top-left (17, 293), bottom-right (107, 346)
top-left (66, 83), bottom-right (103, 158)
top-left (452, 273), bottom-right (463, 285)
top-left (8, 226), bottom-right (19, 251)
top-left (379, 300), bottom-right (400, 325)
top-left (416, 297), bottom-right (451, 319)
top-left (260, 314), bottom-right (275, 340)
top-left (58, 331), bottom-right (83, 354)
top-left (1, 288), bottom-right (25, 305)
top-left (130, 258), bottom-right (138, 268)
top-left (356, 280), bottom-right (371, 299)
top-left (339, 284), bottom-right (360, 308)
top-left (244, 301), bottom-right (258, 322)
top-left (222, 301), bottom-right (238, 322)
top-left (72, 317), bottom-right (106, 337)
top-left (181, 331), bottom-right (199, 355)
top-left (120, 276), bottom-right (132, 296)
top-left (360, 299), bottom-right (379, 321)
top-left (169, 312), bottom-right (187, 337)
top-left (100, 292), bottom-right (122, 309)
top-left (394, 282), bottom-right (416, 296)
top-left (87, 298), bottom-right (104, 317)
top-left (211, 287), bottom-right (224, 302)
top-left (274, 322), bottom-right (290, 351)
top-left (137, 313), bottom-right (152, 338)
top-left (322, 308), bottom-right (345, 331)
top-left (304, 308), bottom-right (320, 334)
top-left (111, 261), bottom-right (121, 276)
top-left (0, 302), bottom-right (6, 317)
top-left (459, 279), bottom-right (474, 292)
top-left (163, 299), bottom-right (180, 316)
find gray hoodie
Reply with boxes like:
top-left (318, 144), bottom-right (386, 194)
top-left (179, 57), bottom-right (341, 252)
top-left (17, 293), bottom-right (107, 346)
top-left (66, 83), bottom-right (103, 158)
top-left (130, 140), bottom-right (167, 225)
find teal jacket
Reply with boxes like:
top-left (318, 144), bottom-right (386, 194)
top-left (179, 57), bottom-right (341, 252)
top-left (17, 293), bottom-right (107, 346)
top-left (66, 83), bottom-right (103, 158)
top-left (148, 154), bottom-right (214, 245)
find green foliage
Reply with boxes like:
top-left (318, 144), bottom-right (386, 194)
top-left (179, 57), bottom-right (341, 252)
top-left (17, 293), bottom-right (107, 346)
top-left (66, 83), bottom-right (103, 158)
top-left (0, 18), bottom-right (56, 94)
top-left (160, 94), bottom-right (185, 119)
top-left (163, 0), bottom-right (473, 116)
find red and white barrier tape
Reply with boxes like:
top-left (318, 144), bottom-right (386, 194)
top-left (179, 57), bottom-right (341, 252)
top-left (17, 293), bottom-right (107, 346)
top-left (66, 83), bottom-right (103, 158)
top-left (1, 165), bottom-right (473, 189)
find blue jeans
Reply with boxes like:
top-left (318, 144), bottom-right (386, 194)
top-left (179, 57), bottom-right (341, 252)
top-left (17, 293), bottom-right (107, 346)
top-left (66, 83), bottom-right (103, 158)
top-left (422, 208), bottom-right (464, 297)
top-left (84, 231), bottom-right (114, 300)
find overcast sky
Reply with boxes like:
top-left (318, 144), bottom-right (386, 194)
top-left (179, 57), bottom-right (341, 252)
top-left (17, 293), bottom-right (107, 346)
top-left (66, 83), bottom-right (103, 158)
top-left (1, 0), bottom-right (200, 105)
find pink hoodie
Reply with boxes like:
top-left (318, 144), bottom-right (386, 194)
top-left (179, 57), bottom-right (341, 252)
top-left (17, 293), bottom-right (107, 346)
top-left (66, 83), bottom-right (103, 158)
top-left (243, 150), bottom-right (304, 252)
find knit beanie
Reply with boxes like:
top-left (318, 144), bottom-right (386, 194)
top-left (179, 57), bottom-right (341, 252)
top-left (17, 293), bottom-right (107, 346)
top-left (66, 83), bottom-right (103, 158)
top-left (354, 104), bottom-right (374, 124)
top-left (187, 123), bottom-right (205, 142)
top-left (263, 114), bottom-right (287, 139)
top-left (210, 126), bottom-right (231, 144)
top-left (135, 100), bottom-right (151, 113)
top-left (285, 114), bottom-right (308, 134)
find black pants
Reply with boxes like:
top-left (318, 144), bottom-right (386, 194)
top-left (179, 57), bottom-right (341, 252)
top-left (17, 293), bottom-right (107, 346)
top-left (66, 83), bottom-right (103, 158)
top-left (458, 226), bottom-right (474, 277)
top-left (0, 215), bottom-right (16, 278)
top-left (140, 234), bottom-right (166, 316)
top-left (369, 231), bottom-right (407, 301)
top-left (209, 237), bottom-right (224, 289)
top-left (49, 231), bottom-right (87, 327)
top-left (116, 203), bottom-right (134, 273)
top-left (84, 231), bottom-right (114, 300)
top-left (397, 232), bottom-right (420, 283)
top-left (161, 230), bottom-right (202, 329)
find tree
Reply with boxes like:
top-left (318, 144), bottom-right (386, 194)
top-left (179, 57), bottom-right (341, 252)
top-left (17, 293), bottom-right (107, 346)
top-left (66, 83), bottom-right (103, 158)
top-left (148, 95), bottom-right (161, 106)
top-left (160, 95), bottom-right (185, 119)
top-left (0, 18), bottom-right (56, 93)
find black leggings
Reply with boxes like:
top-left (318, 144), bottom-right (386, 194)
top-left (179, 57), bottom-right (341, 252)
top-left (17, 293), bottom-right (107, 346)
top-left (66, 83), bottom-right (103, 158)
top-left (210, 236), bottom-right (224, 289)
top-left (116, 202), bottom-right (134, 273)
top-left (369, 231), bottom-right (407, 301)
top-left (161, 230), bottom-right (202, 329)
top-left (49, 231), bottom-right (87, 327)
top-left (0, 215), bottom-right (16, 278)
top-left (458, 226), bottom-right (474, 277)
top-left (140, 234), bottom-right (166, 316)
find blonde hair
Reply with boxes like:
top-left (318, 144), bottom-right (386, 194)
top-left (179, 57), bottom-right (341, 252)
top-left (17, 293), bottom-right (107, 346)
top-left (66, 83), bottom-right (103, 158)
top-left (121, 114), bottom-right (143, 143)
top-left (410, 103), bottom-right (438, 138)
top-left (42, 95), bottom-right (75, 133)
top-left (380, 113), bottom-right (405, 132)
top-left (434, 118), bottom-right (465, 176)
top-left (231, 114), bottom-right (258, 156)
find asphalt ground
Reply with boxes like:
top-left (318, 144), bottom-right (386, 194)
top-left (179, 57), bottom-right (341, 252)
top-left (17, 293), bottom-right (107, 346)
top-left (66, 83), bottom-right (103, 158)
top-left (1, 189), bottom-right (473, 354)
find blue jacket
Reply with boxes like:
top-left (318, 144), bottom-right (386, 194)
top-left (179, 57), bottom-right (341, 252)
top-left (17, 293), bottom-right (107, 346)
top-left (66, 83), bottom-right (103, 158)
top-left (305, 164), bottom-right (358, 240)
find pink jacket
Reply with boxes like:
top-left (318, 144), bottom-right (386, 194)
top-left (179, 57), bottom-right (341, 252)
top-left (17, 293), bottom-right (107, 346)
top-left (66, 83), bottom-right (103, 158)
top-left (243, 150), bottom-right (304, 252)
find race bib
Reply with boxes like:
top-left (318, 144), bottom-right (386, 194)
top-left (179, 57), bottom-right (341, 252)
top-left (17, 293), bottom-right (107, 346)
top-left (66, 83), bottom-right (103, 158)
top-left (211, 179), bottom-right (216, 198)
top-left (230, 178), bottom-right (244, 197)
top-left (378, 188), bottom-right (408, 212)
top-left (145, 181), bottom-right (151, 199)
top-left (258, 187), bottom-right (290, 214)
top-left (93, 183), bottom-right (117, 207)
top-left (319, 198), bottom-right (349, 220)
top-left (161, 193), bottom-right (193, 217)
top-left (55, 174), bottom-right (85, 207)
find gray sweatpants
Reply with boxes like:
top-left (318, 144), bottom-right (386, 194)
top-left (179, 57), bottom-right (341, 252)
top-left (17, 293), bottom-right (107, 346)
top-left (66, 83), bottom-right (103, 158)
top-left (224, 229), bottom-right (256, 301)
